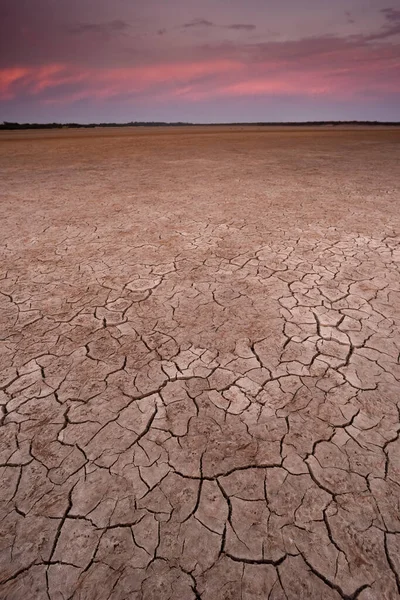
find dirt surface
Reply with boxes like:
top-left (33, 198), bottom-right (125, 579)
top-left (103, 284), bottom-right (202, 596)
top-left (1, 126), bottom-right (400, 599)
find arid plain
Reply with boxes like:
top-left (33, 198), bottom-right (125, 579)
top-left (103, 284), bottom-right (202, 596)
top-left (1, 126), bottom-right (400, 599)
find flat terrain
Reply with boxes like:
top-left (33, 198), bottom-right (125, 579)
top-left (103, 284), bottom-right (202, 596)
top-left (1, 126), bottom-right (400, 599)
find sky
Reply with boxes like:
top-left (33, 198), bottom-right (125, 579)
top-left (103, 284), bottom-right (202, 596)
top-left (1, 0), bottom-right (400, 123)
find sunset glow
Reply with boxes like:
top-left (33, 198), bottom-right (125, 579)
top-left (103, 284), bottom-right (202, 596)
top-left (0, 0), bottom-right (399, 122)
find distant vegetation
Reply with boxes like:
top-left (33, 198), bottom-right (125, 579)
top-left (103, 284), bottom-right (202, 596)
top-left (1, 120), bottom-right (399, 130)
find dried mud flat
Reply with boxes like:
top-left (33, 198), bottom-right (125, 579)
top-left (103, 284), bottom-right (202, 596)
top-left (1, 126), bottom-right (400, 599)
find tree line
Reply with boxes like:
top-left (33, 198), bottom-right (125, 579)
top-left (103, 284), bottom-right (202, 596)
top-left (1, 120), bottom-right (399, 130)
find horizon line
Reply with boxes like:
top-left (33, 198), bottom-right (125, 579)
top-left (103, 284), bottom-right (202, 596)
top-left (2, 120), bottom-right (400, 130)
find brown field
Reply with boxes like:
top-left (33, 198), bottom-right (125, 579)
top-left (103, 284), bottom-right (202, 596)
top-left (1, 126), bottom-right (400, 599)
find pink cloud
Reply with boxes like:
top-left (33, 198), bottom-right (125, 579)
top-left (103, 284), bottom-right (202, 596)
top-left (1, 37), bottom-right (399, 108)
top-left (0, 67), bottom-right (31, 99)
top-left (0, 60), bottom-right (243, 102)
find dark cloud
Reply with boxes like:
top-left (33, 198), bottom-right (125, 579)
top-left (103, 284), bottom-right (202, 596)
top-left (227, 24), bottom-right (256, 31)
top-left (364, 7), bottom-right (400, 40)
top-left (183, 19), bottom-right (215, 29)
top-left (193, 31), bottom-right (400, 76)
top-left (381, 8), bottom-right (400, 22)
top-left (181, 19), bottom-right (255, 31)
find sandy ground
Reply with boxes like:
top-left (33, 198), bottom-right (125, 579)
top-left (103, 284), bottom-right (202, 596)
top-left (1, 126), bottom-right (400, 599)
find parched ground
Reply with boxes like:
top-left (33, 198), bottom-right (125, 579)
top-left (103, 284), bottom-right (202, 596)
top-left (1, 125), bottom-right (400, 600)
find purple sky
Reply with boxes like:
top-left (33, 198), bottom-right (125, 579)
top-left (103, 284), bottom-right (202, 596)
top-left (1, 0), bottom-right (400, 122)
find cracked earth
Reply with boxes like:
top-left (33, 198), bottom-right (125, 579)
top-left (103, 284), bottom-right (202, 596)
top-left (1, 126), bottom-right (400, 599)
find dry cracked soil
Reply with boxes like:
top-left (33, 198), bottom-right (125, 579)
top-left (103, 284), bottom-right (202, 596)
top-left (0, 125), bottom-right (400, 600)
